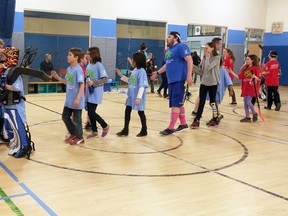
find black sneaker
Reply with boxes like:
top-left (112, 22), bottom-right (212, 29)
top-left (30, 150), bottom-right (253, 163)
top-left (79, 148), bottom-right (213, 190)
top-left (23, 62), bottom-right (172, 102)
top-left (275, 103), bottom-right (281, 111)
top-left (230, 102), bottom-right (237, 105)
top-left (252, 113), bottom-right (258, 122)
top-left (136, 130), bottom-right (147, 137)
top-left (191, 111), bottom-right (197, 117)
top-left (240, 117), bottom-right (251, 122)
top-left (160, 128), bottom-right (175, 136)
top-left (175, 124), bottom-right (188, 133)
top-left (116, 129), bottom-right (129, 136)
top-left (264, 106), bottom-right (271, 110)
top-left (157, 90), bottom-right (162, 96)
top-left (216, 114), bottom-right (224, 124)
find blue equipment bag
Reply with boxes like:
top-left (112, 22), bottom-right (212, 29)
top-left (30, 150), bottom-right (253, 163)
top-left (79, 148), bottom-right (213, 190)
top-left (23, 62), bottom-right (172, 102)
top-left (3, 109), bottom-right (35, 159)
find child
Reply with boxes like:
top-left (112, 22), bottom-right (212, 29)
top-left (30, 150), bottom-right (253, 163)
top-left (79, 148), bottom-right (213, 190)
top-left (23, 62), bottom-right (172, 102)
top-left (262, 50), bottom-right (281, 111)
top-left (193, 58), bottom-right (234, 124)
top-left (223, 48), bottom-right (237, 105)
top-left (85, 47), bottom-right (109, 139)
top-left (228, 54), bottom-right (261, 122)
top-left (115, 51), bottom-right (148, 137)
top-left (51, 48), bottom-right (85, 145)
top-left (78, 52), bottom-right (91, 130)
top-left (190, 42), bottom-right (221, 128)
top-left (146, 52), bottom-right (156, 93)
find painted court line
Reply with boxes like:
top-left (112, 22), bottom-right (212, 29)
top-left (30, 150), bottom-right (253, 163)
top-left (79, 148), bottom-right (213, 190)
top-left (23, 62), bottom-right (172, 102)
top-left (0, 161), bottom-right (57, 216)
top-left (0, 187), bottom-right (25, 216)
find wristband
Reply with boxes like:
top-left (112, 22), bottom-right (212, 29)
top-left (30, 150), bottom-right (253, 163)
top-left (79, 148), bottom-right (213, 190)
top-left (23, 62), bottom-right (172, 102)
top-left (157, 71), bottom-right (160, 75)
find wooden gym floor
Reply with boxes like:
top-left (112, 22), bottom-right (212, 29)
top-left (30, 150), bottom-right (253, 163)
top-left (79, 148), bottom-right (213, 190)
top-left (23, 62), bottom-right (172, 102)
top-left (0, 85), bottom-right (288, 216)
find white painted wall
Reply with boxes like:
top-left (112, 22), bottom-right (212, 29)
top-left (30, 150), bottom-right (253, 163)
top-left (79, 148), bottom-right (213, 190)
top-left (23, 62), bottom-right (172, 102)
top-left (266, 0), bottom-right (288, 32)
top-left (16, 0), bottom-right (268, 30)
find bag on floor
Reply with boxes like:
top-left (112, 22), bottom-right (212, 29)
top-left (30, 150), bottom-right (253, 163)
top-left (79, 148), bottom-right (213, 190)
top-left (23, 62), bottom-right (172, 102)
top-left (3, 109), bottom-right (35, 159)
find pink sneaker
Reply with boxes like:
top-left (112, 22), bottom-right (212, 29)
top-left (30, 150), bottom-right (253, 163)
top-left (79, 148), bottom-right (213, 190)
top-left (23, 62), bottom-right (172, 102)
top-left (64, 134), bottom-right (76, 143)
top-left (86, 132), bottom-right (98, 139)
top-left (101, 125), bottom-right (110, 137)
top-left (69, 137), bottom-right (84, 145)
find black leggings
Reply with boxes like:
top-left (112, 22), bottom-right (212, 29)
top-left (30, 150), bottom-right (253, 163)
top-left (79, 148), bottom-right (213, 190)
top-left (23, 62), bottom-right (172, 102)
top-left (87, 102), bottom-right (108, 132)
top-left (196, 84), bottom-right (218, 120)
top-left (124, 106), bottom-right (147, 131)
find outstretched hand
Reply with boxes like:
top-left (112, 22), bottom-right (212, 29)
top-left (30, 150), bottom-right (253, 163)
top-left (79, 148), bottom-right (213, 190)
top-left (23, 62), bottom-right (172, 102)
top-left (150, 72), bottom-right (158, 80)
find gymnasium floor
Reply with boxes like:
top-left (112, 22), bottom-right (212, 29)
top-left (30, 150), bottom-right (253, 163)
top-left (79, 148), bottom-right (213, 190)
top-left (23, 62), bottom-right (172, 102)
top-left (0, 85), bottom-right (288, 216)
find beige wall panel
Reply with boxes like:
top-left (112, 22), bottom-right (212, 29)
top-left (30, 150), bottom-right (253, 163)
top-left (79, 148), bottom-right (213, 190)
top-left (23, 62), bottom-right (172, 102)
top-left (117, 24), bottom-right (166, 39)
top-left (24, 17), bottom-right (89, 36)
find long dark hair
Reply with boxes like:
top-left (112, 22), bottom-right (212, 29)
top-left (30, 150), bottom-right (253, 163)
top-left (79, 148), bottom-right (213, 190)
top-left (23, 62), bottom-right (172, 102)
top-left (88, 47), bottom-right (101, 64)
top-left (225, 48), bottom-right (235, 62)
top-left (206, 42), bottom-right (218, 56)
top-left (248, 54), bottom-right (259, 67)
top-left (133, 52), bottom-right (146, 69)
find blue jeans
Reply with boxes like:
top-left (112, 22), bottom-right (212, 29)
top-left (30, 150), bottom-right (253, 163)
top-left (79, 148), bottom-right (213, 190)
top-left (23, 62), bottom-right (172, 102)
top-left (62, 107), bottom-right (83, 139)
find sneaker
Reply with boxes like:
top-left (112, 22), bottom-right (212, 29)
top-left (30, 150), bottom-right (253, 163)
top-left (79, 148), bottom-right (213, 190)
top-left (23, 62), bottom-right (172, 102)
top-left (69, 137), bottom-right (84, 145)
top-left (157, 90), bottom-right (162, 96)
top-left (191, 111), bottom-right (197, 117)
top-left (86, 132), bottom-right (98, 139)
top-left (84, 122), bottom-right (92, 130)
top-left (230, 102), bottom-right (237, 105)
top-left (216, 114), bottom-right (224, 124)
top-left (163, 94), bottom-right (168, 98)
top-left (190, 119), bottom-right (200, 129)
top-left (64, 134), bottom-right (76, 143)
top-left (240, 117), bottom-right (251, 122)
top-left (175, 124), bottom-right (188, 133)
top-left (275, 103), bottom-right (281, 111)
top-left (252, 113), bottom-right (258, 122)
top-left (136, 130), bottom-right (147, 137)
top-left (101, 125), bottom-right (110, 137)
top-left (160, 128), bottom-right (175, 136)
top-left (207, 119), bottom-right (218, 127)
top-left (116, 129), bottom-right (128, 136)
top-left (264, 106), bottom-right (271, 110)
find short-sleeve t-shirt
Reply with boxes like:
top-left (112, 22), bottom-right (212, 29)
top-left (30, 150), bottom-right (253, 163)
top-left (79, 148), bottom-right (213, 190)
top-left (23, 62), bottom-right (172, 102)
top-left (164, 43), bottom-right (191, 84)
top-left (125, 68), bottom-right (148, 111)
top-left (64, 64), bottom-right (85, 110)
top-left (86, 62), bottom-right (108, 104)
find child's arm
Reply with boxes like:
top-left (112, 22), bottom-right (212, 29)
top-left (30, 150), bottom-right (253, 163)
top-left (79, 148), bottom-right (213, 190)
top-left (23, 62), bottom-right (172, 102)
top-left (115, 68), bottom-right (129, 83)
top-left (51, 70), bottom-right (67, 85)
top-left (92, 77), bottom-right (108, 87)
top-left (227, 68), bottom-right (239, 79)
top-left (135, 87), bottom-right (144, 106)
top-left (74, 82), bottom-right (84, 108)
top-left (5, 84), bottom-right (18, 91)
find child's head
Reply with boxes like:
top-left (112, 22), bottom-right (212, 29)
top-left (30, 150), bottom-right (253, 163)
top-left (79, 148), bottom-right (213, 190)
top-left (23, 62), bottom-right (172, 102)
top-left (140, 43), bottom-right (147, 52)
top-left (245, 54), bottom-right (259, 67)
top-left (269, 50), bottom-right (278, 59)
top-left (78, 52), bottom-right (88, 65)
top-left (223, 48), bottom-right (235, 62)
top-left (204, 42), bottom-right (218, 56)
top-left (212, 37), bottom-right (222, 51)
top-left (0, 39), bottom-right (5, 52)
top-left (87, 47), bottom-right (101, 64)
top-left (68, 48), bottom-right (82, 64)
top-left (132, 52), bottom-right (146, 69)
top-left (148, 52), bottom-right (153, 59)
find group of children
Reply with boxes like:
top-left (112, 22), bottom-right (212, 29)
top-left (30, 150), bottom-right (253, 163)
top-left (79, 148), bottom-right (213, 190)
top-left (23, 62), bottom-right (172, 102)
top-left (52, 35), bottom-right (282, 143)
top-left (51, 47), bottom-right (110, 145)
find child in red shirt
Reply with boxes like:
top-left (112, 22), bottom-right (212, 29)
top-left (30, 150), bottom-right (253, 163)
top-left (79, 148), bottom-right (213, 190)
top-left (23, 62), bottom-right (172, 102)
top-left (228, 55), bottom-right (261, 122)
top-left (223, 48), bottom-right (237, 104)
top-left (262, 51), bottom-right (281, 111)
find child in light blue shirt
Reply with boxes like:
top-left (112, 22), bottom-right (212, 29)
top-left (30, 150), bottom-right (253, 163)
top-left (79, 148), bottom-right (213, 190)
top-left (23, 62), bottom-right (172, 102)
top-left (116, 51), bottom-right (148, 137)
